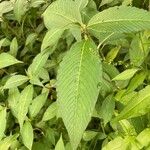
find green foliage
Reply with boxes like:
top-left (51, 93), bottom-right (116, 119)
top-left (0, 0), bottom-right (150, 149)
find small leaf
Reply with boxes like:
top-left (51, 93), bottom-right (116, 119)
top-left (0, 134), bottom-right (19, 150)
top-left (17, 85), bottom-right (33, 128)
top-left (3, 75), bottom-right (29, 89)
top-left (42, 102), bottom-right (57, 122)
top-left (25, 33), bottom-right (37, 46)
top-left (7, 88), bottom-right (20, 118)
top-left (106, 46), bottom-right (120, 63)
top-left (27, 51), bottom-right (50, 77)
top-left (0, 53), bottom-right (22, 69)
top-left (43, 0), bottom-right (82, 29)
top-left (55, 136), bottom-right (65, 150)
top-left (100, 95), bottom-right (115, 125)
top-left (41, 28), bottom-right (64, 51)
top-left (21, 121), bottom-right (33, 150)
top-left (14, 0), bottom-right (29, 23)
top-left (9, 37), bottom-right (18, 57)
top-left (113, 86), bottom-right (150, 121)
top-left (136, 128), bottom-right (150, 149)
top-left (0, 1), bottom-right (13, 18)
top-left (126, 71), bottom-right (147, 93)
top-left (102, 136), bottom-right (127, 150)
top-left (112, 69), bottom-right (138, 81)
top-left (30, 0), bottom-right (45, 8)
top-left (29, 92), bottom-right (48, 119)
top-left (0, 107), bottom-right (6, 141)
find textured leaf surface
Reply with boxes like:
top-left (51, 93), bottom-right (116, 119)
top-left (113, 86), bottom-right (150, 121)
top-left (21, 121), bottom-right (33, 150)
top-left (0, 53), bottom-right (22, 69)
top-left (88, 6), bottom-right (150, 37)
top-left (57, 40), bottom-right (102, 149)
top-left (0, 107), bottom-right (6, 141)
top-left (3, 75), bottom-right (29, 89)
top-left (17, 85), bottom-right (33, 128)
top-left (43, 0), bottom-right (82, 29)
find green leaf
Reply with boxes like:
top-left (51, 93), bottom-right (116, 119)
top-left (25, 33), bottom-right (37, 46)
top-left (136, 128), bottom-right (150, 149)
top-left (106, 46), bottom-right (120, 63)
top-left (100, 0), bottom-right (114, 7)
top-left (17, 85), bottom-right (33, 128)
top-left (21, 121), bottom-right (33, 150)
top-left (41, 28), bottom-right (64, 51)
top-left (75, 0), bottom-right (88, 10)
top-left (129, 33), bottom-right (150, 67)
top-left (0, 134), bottom-right (19, 150)
top-left (113, 86), bottom-right (150, 121)
top-left (102, 136), bottom-right (128, 150)
top-left (55, 136), bottom-right (65, 150)
top-left (27, 51), bottom-right (50, 77)
top-left (43, 0), bottom-right (82, 29)
top-left (0, 107), bottom-right (6, 141)
top-left (99, 95), bottom-right (115, 125)
top-left (3, 75), bottom-right (29, 89)
top-left (126, 71), bottom-right (147, 93)
top-left (57, 40), bottom-right (102, 149)
top-left (7, 88), bottom-right (20, 118)
top-left (83, 131), bottom-right (98, 141)
top-left (112, 68), bottom-right (138, 81)
top-left (9, 37), bottom-right (18, 57)
top-left (13, 0), bottom-right (29, 23)
top-left (0, 1), bottom-right (13, 18)
top-left (0, 53), bottom-right (22, 69)
top-left (88, 6), bottom-right (150, 38)
top-left (30, 0), bottom-right (45, 8)
top-left (29, 92), bottom-right (48, 119)
top-left (42, 102), bottom-right (57, 122)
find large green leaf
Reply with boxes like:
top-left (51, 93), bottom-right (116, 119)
top-left (17, 85), bottom-right (33, 128)
top-left (57, 40), bottom-right (102, 149)
top-left (0, 53), bottom-right (22, 69)
top-left (43, 0), bottom-right (82, 29)
top-left (87, 6), bottom-right (150, 38)
top-left (113, 86), bottom-right (150, 122)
